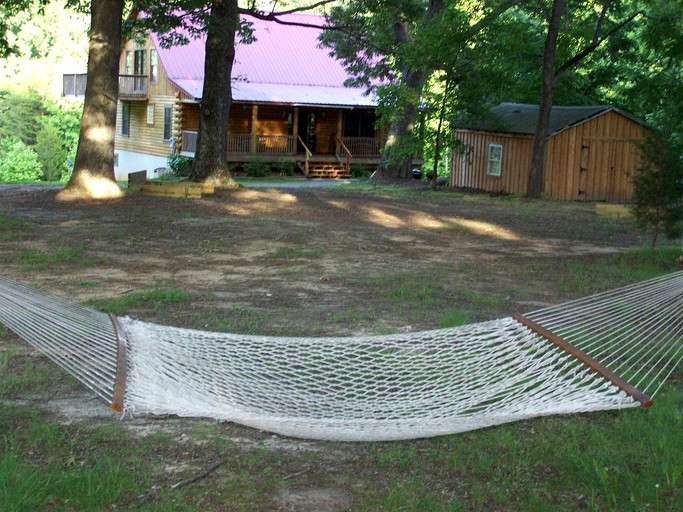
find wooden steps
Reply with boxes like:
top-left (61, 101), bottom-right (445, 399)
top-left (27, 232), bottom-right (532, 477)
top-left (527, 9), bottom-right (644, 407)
top-left (306, 162), bottom-right (350, 179)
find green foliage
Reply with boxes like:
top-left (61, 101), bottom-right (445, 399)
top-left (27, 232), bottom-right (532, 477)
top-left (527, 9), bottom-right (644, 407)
top-left (0, 89), bottom-right (80, 182)
top-left (630, 136), bottom-right (683, 247)
top-left (0, 89), bottom-right (44, 145)
top-left (34, 124), bottom-right (67, 180)
top-left (350, 164), bottom-right (372, 179)
top-left (272, 161), bottom-right (295, 176)
top-left (243, 156), bottom-right (270, 177)
top-left (0, 137), bottom-right (42, 182)
top-left (167, 153), bottom-right (193, 178)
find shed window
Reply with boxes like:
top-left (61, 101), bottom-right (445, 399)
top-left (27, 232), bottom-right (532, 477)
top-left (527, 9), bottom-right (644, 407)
top-left (487, 143), bottom-right (502, 176)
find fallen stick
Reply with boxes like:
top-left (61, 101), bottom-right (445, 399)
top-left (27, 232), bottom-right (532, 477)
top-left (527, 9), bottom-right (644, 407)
top-left (171, 461), bottom-right (223, 490)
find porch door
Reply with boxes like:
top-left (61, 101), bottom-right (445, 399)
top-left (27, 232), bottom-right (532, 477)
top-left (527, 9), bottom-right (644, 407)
top-left (297, 110), bottom-right (316, 153)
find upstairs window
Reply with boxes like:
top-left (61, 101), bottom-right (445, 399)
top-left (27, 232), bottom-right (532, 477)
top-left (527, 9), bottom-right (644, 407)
top-left (149, 49), bottom-right (158, 83)
top-left (487, 143), bottom-right (503, 176)
top-left (134, 49), bottom-right (147, 75)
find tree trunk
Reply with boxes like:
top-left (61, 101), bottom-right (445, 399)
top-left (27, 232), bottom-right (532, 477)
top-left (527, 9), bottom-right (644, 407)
top-left (59, 0), bottom-right (124, 199)
top-left (192, 0), bottom-right (239, 185)
top-left (526, 0), bottom-right (563, 199)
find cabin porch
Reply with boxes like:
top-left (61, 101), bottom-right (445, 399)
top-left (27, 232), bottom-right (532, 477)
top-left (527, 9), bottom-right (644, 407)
top-left (176, 103), bottom-right (384, 178)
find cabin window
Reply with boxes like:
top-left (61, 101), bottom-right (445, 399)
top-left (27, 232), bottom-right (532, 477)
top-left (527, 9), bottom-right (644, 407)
top-left (134, 49), bottom-right (147, 75)
top-left (146, 104), bottom-right (155, 125)
top-left (487, 143), bottom-right (502, 176)
top-left (125, 51), bottom-right (133, 74)
top-left (121, 102), bottom-right (130, 137)
top-left (149, 49), bottom-right (158, 84)
top-left (163, 106), bottom-right (172, 140)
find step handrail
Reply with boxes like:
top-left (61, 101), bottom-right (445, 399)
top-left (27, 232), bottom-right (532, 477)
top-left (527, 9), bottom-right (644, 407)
top-left (297, 135), bottom-right (312, 176)
top-left (335, 136), bottom-right (352, 175)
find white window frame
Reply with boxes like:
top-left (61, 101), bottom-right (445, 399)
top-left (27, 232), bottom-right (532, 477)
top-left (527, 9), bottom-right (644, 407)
top-left (487, 143), bottom-right (503, 177)
top-left (146, 104), bottom-right (155, 125)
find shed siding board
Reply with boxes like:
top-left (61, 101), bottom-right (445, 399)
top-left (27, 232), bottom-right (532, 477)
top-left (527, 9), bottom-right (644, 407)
top-left (452, 129), bottom-right (532, 194)
top-left (454, 110), bottom-right (650, 203)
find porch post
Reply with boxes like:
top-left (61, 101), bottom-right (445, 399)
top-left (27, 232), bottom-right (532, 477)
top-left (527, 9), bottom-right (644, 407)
top-left (336, 109), bottom-right (343, 154)
top-left (292, 107), bottom-right (299, 155)
top-left (251, 104), bottom-right (258, 154)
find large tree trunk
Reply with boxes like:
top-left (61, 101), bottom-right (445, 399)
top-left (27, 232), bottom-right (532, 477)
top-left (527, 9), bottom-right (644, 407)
top-left (193, 0), bottom-right (239, 185)
top-left (526, 0), bottom-right (563, 199)
top-left (59, 0), bottom-right (124, 200)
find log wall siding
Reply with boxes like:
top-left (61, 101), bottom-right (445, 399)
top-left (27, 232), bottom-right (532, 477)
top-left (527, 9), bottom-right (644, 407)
top-left (452, 111), bottom-right (651, 203)
top-left (116, 100), bottom-right (177, 158)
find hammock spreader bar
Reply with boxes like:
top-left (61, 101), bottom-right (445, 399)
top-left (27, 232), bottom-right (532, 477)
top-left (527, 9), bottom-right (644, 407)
top-left (512, 313), bottom-right (653, 408)
top-left (109, 314), bottom-right (128, 412)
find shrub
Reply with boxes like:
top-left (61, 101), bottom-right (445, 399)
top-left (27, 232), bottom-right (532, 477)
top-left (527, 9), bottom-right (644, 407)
top-left (34, 124), bottom-right (68, 181)
top-left (630, 136), bottom-right (683, 247)
top-left (273, 161), bottom-right (295, 176)
top-left (0, 137), bottom-right (43, 182)
top-left (243, 156), bottom-right (270, 177)
top-left (167, 153), bottom-right (193, 178)
top-left (350, 164), bottom-right (372, 179)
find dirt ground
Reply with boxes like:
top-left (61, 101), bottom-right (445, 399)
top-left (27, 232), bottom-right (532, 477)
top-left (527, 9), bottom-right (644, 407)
top-left (0, 182), bottom-right (672, 510)
top-left (0, 183), bottom-right (650, 333)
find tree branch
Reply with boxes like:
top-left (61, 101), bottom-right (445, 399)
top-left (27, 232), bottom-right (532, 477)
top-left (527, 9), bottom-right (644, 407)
top-left (555, 9), bottom-right (642, 79)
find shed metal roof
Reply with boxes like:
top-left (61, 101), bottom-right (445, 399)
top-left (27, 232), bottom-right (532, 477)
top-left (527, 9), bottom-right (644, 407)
top-left (151, 13), bottom-right (376, 108)
top-left (459, 103), bottom-right (650, 135)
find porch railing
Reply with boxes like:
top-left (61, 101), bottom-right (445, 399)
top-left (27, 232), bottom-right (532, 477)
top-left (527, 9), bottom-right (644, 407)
top-left (119, 75), bottom-right (148, 98)
top-left (227, 134), bottom-right (252, 154)
top-left (336, 136), bottom-right (352, 174)
top-left (342, 136), bottom-right (380, 157)
top-left (256, 135), bottom-right (295, 155)
top-left (180, 132), bottom-right (379, 161)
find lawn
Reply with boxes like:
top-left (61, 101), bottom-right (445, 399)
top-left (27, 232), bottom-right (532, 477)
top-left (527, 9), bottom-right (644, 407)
top-left (0, 183), bottom-right (681, 511)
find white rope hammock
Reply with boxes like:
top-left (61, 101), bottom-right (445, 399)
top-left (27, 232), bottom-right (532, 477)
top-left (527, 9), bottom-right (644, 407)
top-left (0, 272), bottom-right (681, 441)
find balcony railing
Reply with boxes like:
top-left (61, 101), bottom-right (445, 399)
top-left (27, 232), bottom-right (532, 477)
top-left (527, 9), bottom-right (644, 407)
top-left (119, 75), bottom-right (148, 98)
top-left (342, 137), bottom-right (380, 157)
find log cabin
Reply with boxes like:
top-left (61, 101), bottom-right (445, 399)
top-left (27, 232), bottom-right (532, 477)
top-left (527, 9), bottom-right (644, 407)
top-left (451, 103), bottom-right (655, 203)
top-left (114, 13), bottom-right (385, 181)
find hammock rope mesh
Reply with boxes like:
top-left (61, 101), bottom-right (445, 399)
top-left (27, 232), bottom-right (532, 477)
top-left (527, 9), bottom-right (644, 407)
top-left (0, 272), bottom-right (681, 441)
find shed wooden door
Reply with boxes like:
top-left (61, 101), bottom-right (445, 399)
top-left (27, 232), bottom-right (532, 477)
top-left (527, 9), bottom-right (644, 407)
top-left (579, 138), bottom-right (638, 203)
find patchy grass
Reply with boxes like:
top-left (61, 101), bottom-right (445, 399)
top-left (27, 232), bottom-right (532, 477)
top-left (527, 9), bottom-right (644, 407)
top-left (0, 186), bottom-right (681, 511)
top-left (89, 288), bottom-right (196, 317)
top-left (18, 245), bottom-right (98, 270)
top-left (0, 214), bottom-right (36, 241)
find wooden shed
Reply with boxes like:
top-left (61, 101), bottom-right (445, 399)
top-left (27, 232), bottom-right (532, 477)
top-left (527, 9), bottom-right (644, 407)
top-left (450, 103), bottom-right (655, 203)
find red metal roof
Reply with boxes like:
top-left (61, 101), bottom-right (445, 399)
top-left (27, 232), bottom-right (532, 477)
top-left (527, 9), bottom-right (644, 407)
top-left (151, 13), bottom-right (376, 107)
